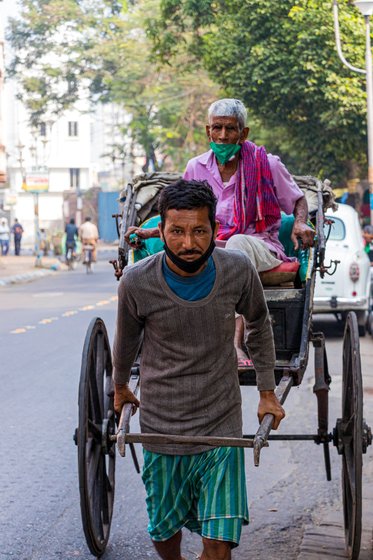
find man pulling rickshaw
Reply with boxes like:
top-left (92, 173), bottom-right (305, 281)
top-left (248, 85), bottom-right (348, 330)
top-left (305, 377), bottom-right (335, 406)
top-left (113, 179), bottom-right (285, 560)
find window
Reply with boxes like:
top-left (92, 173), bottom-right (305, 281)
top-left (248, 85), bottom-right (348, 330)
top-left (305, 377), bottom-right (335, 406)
top-left (324, 217), bottom-right (345, 241)
top-left (68, 121), bottom-right (78, 137)
top-left (40, 122), bottom-right (46, 137)
top-left (70, 168), bottom-right (80, 189)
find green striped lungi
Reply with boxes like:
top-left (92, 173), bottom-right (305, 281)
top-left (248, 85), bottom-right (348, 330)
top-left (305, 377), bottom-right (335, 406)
top-left (142, 446), bottom-right (249, 547)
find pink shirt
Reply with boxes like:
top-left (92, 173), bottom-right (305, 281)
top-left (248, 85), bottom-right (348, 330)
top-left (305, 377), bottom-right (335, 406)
top-left (183, 149), bottom-right (303, 261)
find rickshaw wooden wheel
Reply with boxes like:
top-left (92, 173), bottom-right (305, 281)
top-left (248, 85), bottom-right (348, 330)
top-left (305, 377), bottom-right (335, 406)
top-left (340, 312), bottom-right (363, 560)
top-left (77, 317), bottom-right (116, 557)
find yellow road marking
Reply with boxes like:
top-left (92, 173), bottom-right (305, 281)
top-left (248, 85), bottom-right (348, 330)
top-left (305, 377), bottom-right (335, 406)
top-left (39, 317), bottom-right (58, 324)
top-left (9, 294), bottom-right (116, 334)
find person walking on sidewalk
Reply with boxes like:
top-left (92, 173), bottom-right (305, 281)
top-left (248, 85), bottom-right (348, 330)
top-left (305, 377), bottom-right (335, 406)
top-left (113, 179), bottom-right (285, 560)
top-left (0, 218), bottom-right (10, 255)
top-left (11, 218), bottom-right (24, 256)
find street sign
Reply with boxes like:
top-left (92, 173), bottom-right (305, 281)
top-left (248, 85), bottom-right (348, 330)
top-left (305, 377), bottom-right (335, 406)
top-left (22, 170), bottom-right (49, 192)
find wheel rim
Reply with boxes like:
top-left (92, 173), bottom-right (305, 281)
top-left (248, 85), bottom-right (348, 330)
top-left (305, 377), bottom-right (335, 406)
top-left (78, 317), bottom-right (115, 557)
top-left (341, 312), bottom-right (363, 560)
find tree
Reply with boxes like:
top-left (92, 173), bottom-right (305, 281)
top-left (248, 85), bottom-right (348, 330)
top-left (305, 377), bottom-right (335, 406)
top-left (7, 0), bottom-right (220, 172)
top-left (149, 0), bottom-right (369, 183)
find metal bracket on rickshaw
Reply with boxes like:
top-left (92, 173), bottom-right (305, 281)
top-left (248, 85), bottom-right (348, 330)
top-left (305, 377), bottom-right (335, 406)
top-left (319, 258), bottom-right (340, 277)
top-left (314, 186), bottom-right (340, 279)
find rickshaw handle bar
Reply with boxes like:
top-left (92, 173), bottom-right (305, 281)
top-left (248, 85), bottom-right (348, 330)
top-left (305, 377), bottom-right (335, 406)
top-left (253, 375), bottom-right (293, 467)
top-left (115, 375), bottom-right (292, 461)
top-left (117, 403), bottom-right (133, 456)
top-left (117, 372), bottom-right (141, 457)
top-left (124, 433), bottom-right (267, 448)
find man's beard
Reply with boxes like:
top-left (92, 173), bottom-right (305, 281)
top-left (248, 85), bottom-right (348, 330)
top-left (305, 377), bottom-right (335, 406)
top-left (163, 237), bottom-right (215, 274)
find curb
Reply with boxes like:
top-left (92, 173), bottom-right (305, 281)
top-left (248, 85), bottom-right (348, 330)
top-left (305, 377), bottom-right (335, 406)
top-left (0, 268), bottom-right (58, 286)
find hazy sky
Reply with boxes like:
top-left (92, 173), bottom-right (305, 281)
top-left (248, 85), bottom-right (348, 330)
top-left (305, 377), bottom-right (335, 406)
top-left (1, 0), bottom-right (20, 25)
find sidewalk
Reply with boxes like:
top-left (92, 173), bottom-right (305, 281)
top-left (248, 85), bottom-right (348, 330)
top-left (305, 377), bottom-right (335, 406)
top-left (0, 243), bottom-right (117, 286)
top-left (0, 253), bottom-right (63, 286)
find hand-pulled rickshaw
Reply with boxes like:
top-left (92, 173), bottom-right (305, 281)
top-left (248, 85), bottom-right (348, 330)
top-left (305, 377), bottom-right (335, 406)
top-left (74, 172), bottom-right (372, 559)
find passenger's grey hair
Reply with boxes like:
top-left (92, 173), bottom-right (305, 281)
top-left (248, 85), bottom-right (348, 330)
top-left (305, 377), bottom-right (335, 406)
top-left (208, 98), bottom-right (247, 130)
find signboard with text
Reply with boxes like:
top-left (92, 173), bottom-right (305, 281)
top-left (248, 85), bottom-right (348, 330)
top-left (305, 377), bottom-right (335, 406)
top-left (22, 170), bottom-right (49, 193)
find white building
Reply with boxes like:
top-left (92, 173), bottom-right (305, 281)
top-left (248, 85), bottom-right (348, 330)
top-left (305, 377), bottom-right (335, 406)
top-left (2, 80), bottom-right (93, 243)
top-left (0, 0), bottom-right (144, 247)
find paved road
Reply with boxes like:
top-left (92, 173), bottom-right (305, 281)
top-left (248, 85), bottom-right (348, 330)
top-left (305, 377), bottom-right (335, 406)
top-left (0, 267), bottom-right (372, 559)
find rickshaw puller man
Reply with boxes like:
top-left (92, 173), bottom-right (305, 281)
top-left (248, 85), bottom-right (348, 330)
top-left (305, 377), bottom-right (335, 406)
top-left (113, 179), bottom-right (285, 560)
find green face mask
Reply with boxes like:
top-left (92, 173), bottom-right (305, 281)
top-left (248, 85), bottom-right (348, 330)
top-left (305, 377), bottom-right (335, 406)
top-left (210, 142), bottom-right (241, 165)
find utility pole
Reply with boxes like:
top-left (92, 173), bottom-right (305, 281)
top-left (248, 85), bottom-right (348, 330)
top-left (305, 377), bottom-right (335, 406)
top-left (0, 0), bottom-right (7, 188)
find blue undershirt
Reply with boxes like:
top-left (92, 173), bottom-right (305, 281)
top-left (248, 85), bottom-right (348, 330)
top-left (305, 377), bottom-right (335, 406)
top-left (162, 255), bottom-right (216, 301)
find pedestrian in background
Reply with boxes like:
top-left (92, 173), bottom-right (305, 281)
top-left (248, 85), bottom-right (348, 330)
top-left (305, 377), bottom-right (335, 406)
top-left (11, 218), bottom-right (24, 256)
top-left (0, 218), bottom-right (10, 255)
top-left (363, 224), bottom-right (373, 263)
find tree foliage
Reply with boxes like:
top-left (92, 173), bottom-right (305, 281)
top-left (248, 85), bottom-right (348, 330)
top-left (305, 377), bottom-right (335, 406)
top-left (149, 0), bottom-right (369, 183)
top-left (7, 0), bottom-right (220, 171)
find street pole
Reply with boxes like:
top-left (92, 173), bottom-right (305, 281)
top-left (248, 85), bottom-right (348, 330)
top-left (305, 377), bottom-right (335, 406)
top-left (365, 14), bottom-right (373, 226)
top-left (33, 192), bottom-right (41, 266)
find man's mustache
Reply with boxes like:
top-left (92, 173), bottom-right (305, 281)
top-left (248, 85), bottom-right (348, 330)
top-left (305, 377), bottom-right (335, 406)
top-left (177, 249), bottom-right (203, 256)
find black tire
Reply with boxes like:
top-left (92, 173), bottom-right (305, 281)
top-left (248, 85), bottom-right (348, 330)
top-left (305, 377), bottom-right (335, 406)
top-left (66, 248), bottom-right (73, 270)
top-left (85, 249), bottom-right (93, 274)
top-left (77, 318), bottom-right (115, 557)
top-left (341, 312), bottom-right (363, 560)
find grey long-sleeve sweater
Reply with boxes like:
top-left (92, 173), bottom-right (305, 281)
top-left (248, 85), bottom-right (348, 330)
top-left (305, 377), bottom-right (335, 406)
top-left (112, 248), bottom-right (276, 454)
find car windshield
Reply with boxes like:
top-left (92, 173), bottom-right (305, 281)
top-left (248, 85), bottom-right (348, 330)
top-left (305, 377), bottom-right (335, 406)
top-left (324, 217), bottom-right (345, 241)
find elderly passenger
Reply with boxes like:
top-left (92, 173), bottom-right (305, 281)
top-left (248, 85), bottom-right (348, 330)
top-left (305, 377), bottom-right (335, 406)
top-left (124, 99), bottom-right (315, 367)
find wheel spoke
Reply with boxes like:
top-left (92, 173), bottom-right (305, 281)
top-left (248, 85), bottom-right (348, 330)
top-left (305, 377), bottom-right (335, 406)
top-left (88, 419), bottom-right (102, 443)
top-left (343, 414), bottom-right (355, 439)
top-left (91, 454), bottom-right (104, 541)
top-left (89, 359), bottom-right (102, 424)
top-left (343, 447), bottom-right (356, 495)
top-left (87, 443), bottom-right (102, 500)
top-left (95, 333), bottom-right (105, 418)
top-left (101, 457), bottom-right (110, 525)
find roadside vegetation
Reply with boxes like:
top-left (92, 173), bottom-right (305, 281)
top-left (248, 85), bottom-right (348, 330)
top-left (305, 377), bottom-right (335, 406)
top-left (7, 0), bottom-right (369, 183)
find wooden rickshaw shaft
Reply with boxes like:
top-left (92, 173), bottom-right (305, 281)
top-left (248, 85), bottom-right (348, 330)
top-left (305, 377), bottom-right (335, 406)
top-left (115, 375), bottom-right (293, 466)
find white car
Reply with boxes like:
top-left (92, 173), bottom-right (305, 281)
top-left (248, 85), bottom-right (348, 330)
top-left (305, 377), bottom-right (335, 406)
top-left (313, 203), bottom-right (371, 336)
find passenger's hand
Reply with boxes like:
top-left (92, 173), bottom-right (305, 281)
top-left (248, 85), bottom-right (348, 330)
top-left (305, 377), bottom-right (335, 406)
top-left (114, 383), bottom-right (140, 415)
top-left (291, 221), bottom-right (315, 251)
top-left (124, 226), bottom-right (159, 247)
top-left (257, 390), bottom-right (285, 430)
